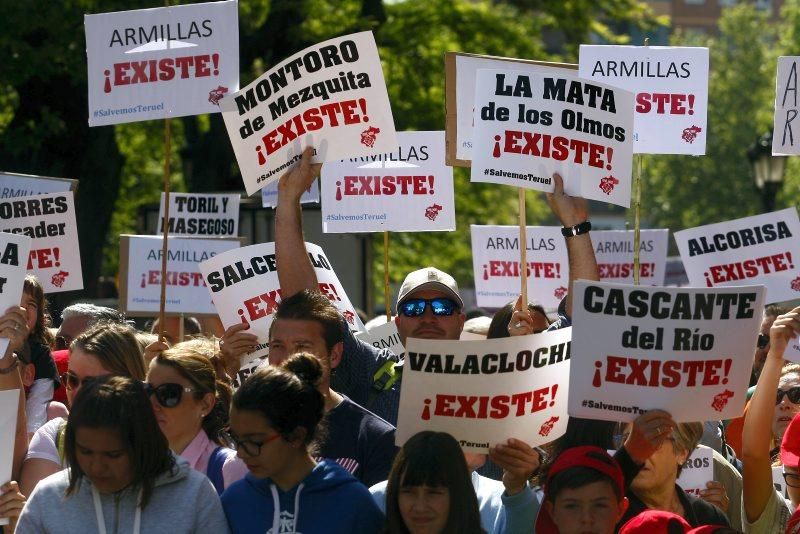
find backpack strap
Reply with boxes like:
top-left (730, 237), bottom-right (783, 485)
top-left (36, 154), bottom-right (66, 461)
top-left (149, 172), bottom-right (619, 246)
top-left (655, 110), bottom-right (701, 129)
top-left (206, 447), bottom-right (227, 495)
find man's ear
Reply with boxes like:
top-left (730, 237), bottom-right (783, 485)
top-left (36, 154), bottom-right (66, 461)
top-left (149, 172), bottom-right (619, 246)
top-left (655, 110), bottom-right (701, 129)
top-left (329, 342), bottom-right (343, 370)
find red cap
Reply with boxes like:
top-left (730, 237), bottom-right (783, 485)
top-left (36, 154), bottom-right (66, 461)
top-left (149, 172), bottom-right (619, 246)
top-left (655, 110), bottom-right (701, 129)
top-left (786, 506), bottom-right (800, 534)
top-left (535, 446), bottom-right (625, 534)
top-left (781, 412), bottom-right (800, 468)
top-left (619, 510), bottom-right (690, 533)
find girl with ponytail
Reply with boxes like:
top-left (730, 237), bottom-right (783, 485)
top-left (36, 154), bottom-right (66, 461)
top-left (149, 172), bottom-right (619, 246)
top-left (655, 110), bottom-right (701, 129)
top-left (146, 341), bottom-right (247, 494)
top-left (221, 352), bottom-right (384, 534)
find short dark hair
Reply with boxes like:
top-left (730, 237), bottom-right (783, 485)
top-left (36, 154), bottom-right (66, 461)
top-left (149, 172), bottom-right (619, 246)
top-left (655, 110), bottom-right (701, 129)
top-left (64, 376), bottom-right (175, 508)
top-left (269, 289), bottom-right (343, 351)
top-left (384, 431), bottom-right (483, 534)
top-left (233, 352), bottom-right (326, 453)
top-left (23, 275), bottom-right (53, 346)
top-left (546, 455), bottom-right (623, 503)
top-left (487, 300), bottom-right (550, 339)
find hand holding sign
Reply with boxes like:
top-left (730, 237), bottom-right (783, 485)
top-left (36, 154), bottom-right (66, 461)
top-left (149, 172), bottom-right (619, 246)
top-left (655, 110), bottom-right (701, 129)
top-left (771, 306), bottom-right (800, 355)
top-left (699, 480), bottom-right (729, 514)
top-left (546, 173), bottom-right (588, 227)
top-left (0, 307), bottom-right (29, 358)
top-left (489, 438), bottom-right (541, 496)
top-left (0, 481), bottom-right (25, 530)
top-left (622, 409), bottom-right (677, 464)
top-left (278, 147), bottom-right (322, 204)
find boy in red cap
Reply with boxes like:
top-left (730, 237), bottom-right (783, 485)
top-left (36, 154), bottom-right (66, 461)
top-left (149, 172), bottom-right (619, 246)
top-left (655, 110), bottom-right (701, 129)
top-left (537, 446), bottom-right (629, 534)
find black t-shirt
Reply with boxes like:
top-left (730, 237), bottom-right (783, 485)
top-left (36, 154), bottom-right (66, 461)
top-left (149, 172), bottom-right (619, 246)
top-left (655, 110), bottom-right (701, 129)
top-left (29, 341), bottom-right (59, 385)
top-left (618, 484), bottom-right (731, 530)
top-left (319, 395), bottom-right (397, 487)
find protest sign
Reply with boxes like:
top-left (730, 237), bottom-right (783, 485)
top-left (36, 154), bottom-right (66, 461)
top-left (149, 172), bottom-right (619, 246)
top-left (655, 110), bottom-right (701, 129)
top-left (396, 329), bottom-right (571, 452)
top-left (321, 131), bottom-right (455, 233)
top-left (593, 229), bottom-right (669, 286)
top-left (444, 53), bottom-right (576, 166)
top-left (157, 192), bottom-right (239, 237)
top-left (674, 208), bottom-right (800, 304)
top-left (578, 46), bottom-right (709, 155)
top-left (220, 31), bottom-right (398, 195)
top-left (569, 281), bottom-right (766, 422)
top-left (0, 192), bottom-right (82, 293)
top-left (85, 0), bottom-right (239, 126)
top-left (784, 334), bottom-right (800, 365)
top-left (470, 68), bottom-right (635, 207)
top-left (774, 466), bottom-right (790, 498)
top-left (199, 241), bottom-right (365, 366)
top-left (0, 233), bottom-right (32, 358)
top-left (471, 225), bottom-right (568, 310)
top-left (677, 447), bottom-right (715, 497)
top-left (0, 172), bottom-right (76, 199)
top-left (0, 389), bottom-right (20, 525)
top-left (774, 57), bottom-right (800, 155)
top-left (119, 235), bottom-right (241, 316)
top-left (261, 179), bottom-right (320, 208)
top-left (356, 320), bottom-right (404, 356)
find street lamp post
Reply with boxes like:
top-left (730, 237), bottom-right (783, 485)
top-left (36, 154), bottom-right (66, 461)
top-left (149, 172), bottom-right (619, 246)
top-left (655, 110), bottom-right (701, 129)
top-left (747, 130), bottom-right (787, 213)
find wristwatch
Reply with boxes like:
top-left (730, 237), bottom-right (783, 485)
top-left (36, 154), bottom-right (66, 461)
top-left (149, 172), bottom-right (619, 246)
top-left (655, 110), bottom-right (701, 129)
top-left (561, 220), bottom-right (592, 237)
top-left (0, 354), bottom-right (19, 374)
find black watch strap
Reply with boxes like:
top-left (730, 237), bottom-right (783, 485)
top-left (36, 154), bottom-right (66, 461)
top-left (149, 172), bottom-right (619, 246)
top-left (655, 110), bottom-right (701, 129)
top-left (561, 220), bottom-right (592, 237)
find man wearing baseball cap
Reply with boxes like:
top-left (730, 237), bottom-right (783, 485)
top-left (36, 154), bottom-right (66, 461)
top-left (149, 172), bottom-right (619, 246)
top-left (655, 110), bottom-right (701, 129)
top-left (393, 266), bottom-right (465, 347)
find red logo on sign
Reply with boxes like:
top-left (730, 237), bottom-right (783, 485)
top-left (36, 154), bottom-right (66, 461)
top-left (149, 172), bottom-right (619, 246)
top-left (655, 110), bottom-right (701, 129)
top-left (360, 126), bottom-right (381, 148)
top-left (425, 204), bottom-right (443, 221)
top-left (711, 389), bottom-right (734, 412)
top-left (342, 310), bottom-right (356, 325)
top-left (51, 271), bottom-right (70, 288)
top-left (208, 86), bottom-right (228, 105)
top-left (599, 175), bottom-right (619, 195)
top-left (539, 416), bottom-right (560, 437)
top-left (553, 286), bottom-right (568, 300)
top-left (682, 125), bottom-right (702, 144)
top-left (792, 276), bottom-right (800, 292)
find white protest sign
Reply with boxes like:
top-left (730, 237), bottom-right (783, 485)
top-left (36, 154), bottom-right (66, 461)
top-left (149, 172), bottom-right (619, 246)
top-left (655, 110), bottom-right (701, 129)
top-left (321, 131), bottom-right (455, 233)
top-left (0, 234), bottom-right (33, 358)
top-left (579, 46), bottom-right (709, 155)
top-left (356, 320), bottom-right (404, 356)
top-left (157, 193), bottom-right (239, 237)
top-left (0, 172), bottom-right (75, 199)
top-left (0, 389), bottom-right (20, 525)
top-left (120, 235), bottom-right (240, 315)
top-left (677, 447), bottom-right (715, 497)
top-left (85, 0), bottom-right (239, 126)
top-left (784, 334), bottom-right (800, 365)
top-left (396, 329), bottom-right (571, 452)
top-left (674, 208), bottom-right (800, 304)
top-left (471, 225), bottom-right (568, 310)
top-left (593, 229), bottom-right (669, 285)
top-left (199, 241), bottom-right (365, 364)
top-left (261, 179), bottom-right (320, 208)
top-left (774, 57), bottom-right (800, 155)
top-left (449, 54), bottom-right (576, 163)
top-left (569, 281), bottom-right (766, 422)
top-left (220, 31), bottom-right (398, 195)
top-left (773, 466), bottom-right (790, 498)
top-left (0, 192), bottom-right (82, 293)
top-left (471, 68), bottom-right (635, 207)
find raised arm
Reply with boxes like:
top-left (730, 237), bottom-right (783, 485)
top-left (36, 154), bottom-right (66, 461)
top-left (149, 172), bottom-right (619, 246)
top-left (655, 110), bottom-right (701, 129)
top-left (546, 173), bottom-right (598, 317)
top-left (742, 306), bottom-right (800, 522)
top-left (275, 147), bottom-right (322, 298)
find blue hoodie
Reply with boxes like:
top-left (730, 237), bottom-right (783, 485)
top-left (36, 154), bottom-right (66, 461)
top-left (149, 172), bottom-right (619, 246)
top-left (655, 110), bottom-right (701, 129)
top-left (222, 459), bottom-right (384, 534)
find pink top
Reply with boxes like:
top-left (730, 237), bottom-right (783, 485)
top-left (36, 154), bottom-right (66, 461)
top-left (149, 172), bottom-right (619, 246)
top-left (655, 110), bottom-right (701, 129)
top-left (178, 430), bottom-right (248, 491)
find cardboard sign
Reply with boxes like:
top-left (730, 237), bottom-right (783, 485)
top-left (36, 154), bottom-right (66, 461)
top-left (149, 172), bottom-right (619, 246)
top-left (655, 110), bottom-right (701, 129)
top-left (444, 53), bottom-right (576, 166)
top-left (198, 241), bottom-right (365, 364)
top-left (356, 320), bottom-right (404, 356)
top-left (0, 172), bottom-right (76, 198)
top-left (0, 192), bottom-right (82, 293)
top-left (569, 281), bottom-right (766, 422)
top-left (593, 229), bottom-right (669, 285)
top-left (261, 179), bottom-right (320, 208)
top-left (471, 225), bottom-right (568, 310)
top-left (321, 131), bottom-right (455, 233)
top-left (157, 193), bottom-right (239, 237)
top-left (0, 389), bottom-right (20, 526)
top-left (470, 68), bottom-right (635, 207)
top-left (85, 0), bottom-right (239, 126)
top-left (674, 208), bottom-right (800, 304)
top-left (579, 46), bottom-right (709, 155)
top-left (220, 31), bottom-right (398, 195)
top-left (396, 329), bottom-right (571, 452)
top-left (119, 235), bottom-right (241, 316)
top-left (678, 447), bottom-right (715, 497)
top-left (0, 233), bottom-right (33, 358)
top-left (774, 57), bottom-right (800, 155)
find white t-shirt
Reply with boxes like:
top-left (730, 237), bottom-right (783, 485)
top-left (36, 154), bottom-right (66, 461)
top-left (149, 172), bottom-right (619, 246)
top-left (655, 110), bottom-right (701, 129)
top-left (25, 417), bottom-right (65, 466)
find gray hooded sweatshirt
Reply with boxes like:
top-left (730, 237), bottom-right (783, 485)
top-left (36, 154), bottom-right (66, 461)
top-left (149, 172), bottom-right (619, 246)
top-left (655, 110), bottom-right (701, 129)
top-left (15, 454), bottom-right (230, 534)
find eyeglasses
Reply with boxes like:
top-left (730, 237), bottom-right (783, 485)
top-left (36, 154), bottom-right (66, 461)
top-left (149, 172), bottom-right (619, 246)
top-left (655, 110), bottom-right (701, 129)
top-left (144, 382), bottom-right (195, 408)
top-left (776, 387), bottom-right (800, 405)
top-left (399, 298), bottom-right (458, 318)
top-left (55, 335), bottom-right (73, 351)
top-left (61, 371), bottom-right (99, 391)
top-left (784, 472), bottom-right (800, 488)
top-left (229, 432), bottom-right (281, 457)
top-left (757, 334), bottom-right (770, 349)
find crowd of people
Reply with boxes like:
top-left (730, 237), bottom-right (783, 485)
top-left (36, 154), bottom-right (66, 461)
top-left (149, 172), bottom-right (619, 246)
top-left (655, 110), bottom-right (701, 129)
top-left (0, 147), bottom-right (798, 533)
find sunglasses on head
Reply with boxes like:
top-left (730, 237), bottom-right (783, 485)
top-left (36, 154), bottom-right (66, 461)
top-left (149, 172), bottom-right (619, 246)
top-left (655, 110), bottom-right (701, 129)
top-left (776, 387), bottom-right (800, 405)
top-left (399, 297), bottom-right (458, 318)
top-left (144, 382), bottom-right (195, 408)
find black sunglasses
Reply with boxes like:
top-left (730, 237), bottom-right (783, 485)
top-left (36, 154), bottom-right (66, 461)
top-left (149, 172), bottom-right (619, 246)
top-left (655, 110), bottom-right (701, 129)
top-left (144, 382), bottom-right (195, 408)
top-left (399, 297), bottom-right (458, 318)
top-left (776, 387), bottom-right (800, 405)
top-left (60, 371), bottom-right (99, 391)
top-left (757, 333), bottom-right (770, 349)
